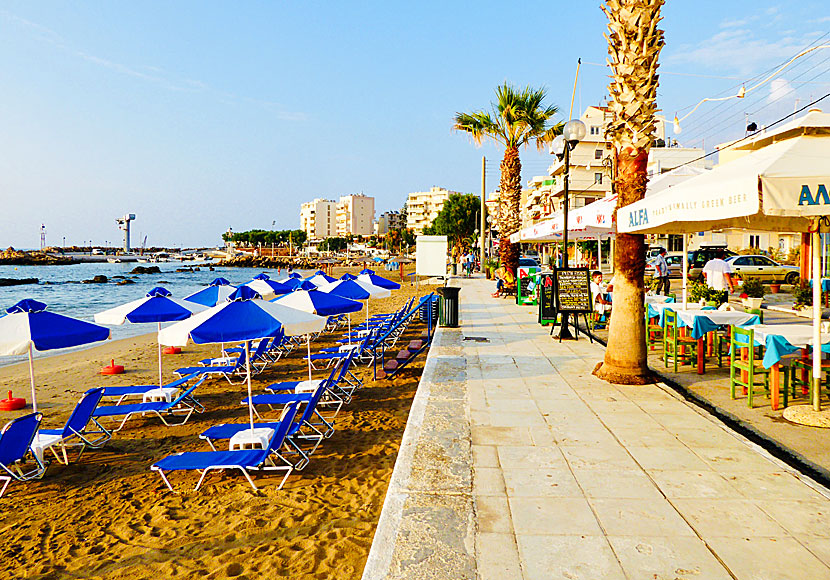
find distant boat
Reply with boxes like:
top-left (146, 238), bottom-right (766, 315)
top-left (137, 258), bottom-right (149, 263)
top-left (107, 257), bottom-right (122, 263)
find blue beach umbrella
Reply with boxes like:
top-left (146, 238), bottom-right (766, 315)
top-left (95, 287), bottom-right (207, 386)
top-left (306, 270), bottom-right (337, 287)
top-left (358, 273), bottom-right (401, 290)
top-left (283, 278), bottom-right (316, 292)
top-left (159, 288), bottom-right (327, 431)
top-left (184, 278), bottom-right (236, 307)
top-left (242, 277), bottom-right (292, 300)
top-left (0, 299), bottom-right (110, 412)
top-left (340, 273), bottom-right (358, 281)
top-left (359, 268), bottom-right (376, 275)
top-left (318, 278), bottom-right (392, 334)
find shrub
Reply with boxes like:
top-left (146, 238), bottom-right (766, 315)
top-left (793, 283), bottom-right (813, 307)
top-left (740, 276), bottom-right (766, 298)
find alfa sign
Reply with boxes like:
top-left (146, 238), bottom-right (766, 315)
top-left (798, 184), bottom-right (830, 206)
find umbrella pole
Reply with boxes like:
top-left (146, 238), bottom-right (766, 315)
top-left (682, 235), bottom-right (689, 308)
top-left (157, 322), bottom-right (163, 387)
top-left (28, 344), bottom-right (37, 413)
top-left (813, 229), bottom-right (822, 412)
top-left (348, 313), bottom-right (352, 346)
top-left (307, 335), bottom-right (312, 381)
top-left (246, 341), bottom-right (255, 432)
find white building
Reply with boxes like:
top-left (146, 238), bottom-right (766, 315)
top-left (300, 198), bottom-right (337, 239)
top-left (406, 186), bottom-right (460, 234)
top-left (375, 210), bottom-right (405, 235)
top-left (336, 194), bottom-right (375, 236)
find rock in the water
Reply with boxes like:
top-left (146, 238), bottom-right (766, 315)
top-left (82, 275), bottom-right (108, 284)
top-left (130, 266), bottom-right (161, 274)
top-left (116, 279), bottom-right (135, 285)
top-left (0, 278), bottom-right (38, 287)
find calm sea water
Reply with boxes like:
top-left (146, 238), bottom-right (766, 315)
top-left (0, 262), bottom-right (311, 366)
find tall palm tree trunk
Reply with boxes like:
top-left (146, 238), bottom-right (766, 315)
top-left (595, 0), bottom-right (664, 385)
top-left (500, 146), bottom-right (521, 274)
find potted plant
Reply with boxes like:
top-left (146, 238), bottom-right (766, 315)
top-left (740, 276), bottom-right (765, 309)
top-left (793, 283), bottom-right (813, 316)
top-left (769, 282), bottom-right (782, 293)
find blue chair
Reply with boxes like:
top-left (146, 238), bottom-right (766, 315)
top-left (32, 388), bottom-right (111, 465)
top-left (0, 413), bottom-right (46, 498)
top-left (92, 376), bottom-right (207, 432)
top-left (101, 373), bottom-right (198, 405)
top-left (151, 402), bottom-right (301, 492)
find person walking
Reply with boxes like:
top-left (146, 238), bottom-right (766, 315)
top-left (702, 256), bottom-right (735, 304)
top-left (649, 248), bottom-right (670, 295)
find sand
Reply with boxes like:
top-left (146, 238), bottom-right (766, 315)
top-left (0, 268), bottom-right (433, 580)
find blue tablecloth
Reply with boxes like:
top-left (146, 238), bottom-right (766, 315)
top-left (649, 303), bottom-right (714, 328)
top-left (808, 279), bottom-right (830, 292)
top-left (760, 335), bottom-right (830, 368)
top-left (684, 313), bottom-right (761, 340)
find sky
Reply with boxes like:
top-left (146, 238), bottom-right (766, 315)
top-left (1, 1), bottom-right (828, 249)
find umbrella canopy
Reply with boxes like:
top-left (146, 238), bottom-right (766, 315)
top-left (95, 287), bottom-right (207, 386)
top-left (158, 292), bottom-right (327, 431)
top-left (282, 278), bottom-right (316, 292)
top-left (283, 272), bottom-right (302, 280)
top-left (242, 278), bottom-right (292, 300)
top-left (253, 273), bottom-right (271, 280)
top-left (340, 273), bottom-right (358, 281)
top-left (306, 271), bottom-right (337, 287)
top-left (0, 299), bottom-right (110, 411)
top-left (183, 278), bottom-right (237, 307)
top-left (358, 273), bottom-right (401, 290)
top-left (272, 289), bottom-right (362, 317)
top-left (617, 135), bottom-right (830, 235)
top-left (317, 279), bottom-right (391, 300)
top-left (359, 268), bottom-right (376, 275)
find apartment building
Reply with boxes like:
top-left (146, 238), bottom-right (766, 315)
top-left (300, 198), bottom-right (337, 240)
top-left (336, 194), bottom-right (375, 236)
top-left (406, 186), bottom-right (460, 234)
top-left (375, 210), bottom-right (405, 235)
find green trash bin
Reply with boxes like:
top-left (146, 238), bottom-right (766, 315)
top-left (436, 286), bottom-right (461, 327)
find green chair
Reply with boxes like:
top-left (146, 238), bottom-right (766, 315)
top-left (663, 310), bottom-right (697, 372)
top-left (646, 313), bottom-right (663, 351)
top-left (790, 355), bottom-right (830, 404)
top-left (744, 307), bottom-right (764, 323)
top-left (730, 326), bottom-right (771, 408)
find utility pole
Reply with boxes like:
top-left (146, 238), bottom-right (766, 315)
top-left (480, 156), bottom-right (486, 268)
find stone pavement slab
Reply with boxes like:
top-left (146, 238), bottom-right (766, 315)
top-left (362, 278), bottom-right (830, 580)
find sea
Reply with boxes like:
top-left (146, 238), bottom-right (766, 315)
top-left (0, 261), bottom-right (312, 366)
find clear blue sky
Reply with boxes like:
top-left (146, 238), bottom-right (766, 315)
top-left (1, 1), bottom-right (827, 248)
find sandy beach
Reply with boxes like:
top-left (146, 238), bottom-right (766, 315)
top-left (0, 270), bottom-right (430, 580)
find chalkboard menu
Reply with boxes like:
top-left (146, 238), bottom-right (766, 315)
top-left (554, 268), bottom-right (592, 313)
top-left (538, 274), bottom-right (557, 324)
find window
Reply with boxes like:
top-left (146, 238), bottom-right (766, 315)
top-left (594, 173), bottom-right (603, 184)
top-left (756, 256), bottom-right (775, 266)
top-left (748, 234), bottom-right (760, 248)
top-left (594, 149), bottom-right (603, 160)
top-left (668, 234), bottom-right (683, 252)
top-left (590, 125), bottom-right (601, 135)
top-left (733, 257), bottom-right (749, 266)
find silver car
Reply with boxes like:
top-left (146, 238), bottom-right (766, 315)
top-left (725, 255), bottom-right (799, 284)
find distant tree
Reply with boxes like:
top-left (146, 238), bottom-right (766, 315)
top-left (318, 237), bottom-right (349, 252)
top-left (454, 83), bottom-right (561, 274)
top-left (423, 193), bottom-right (479, 251)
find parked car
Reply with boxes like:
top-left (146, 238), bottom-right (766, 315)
top-left (688, 245), bottom-right (737, 280)
top-left (645, 245), bottom-right (666, 260)
top-left (645, 252), bottom-right (684, 278)
top-left (725, 255), bottom-right (799, 284)
top-left (518, 257), bottom-right (540, 269)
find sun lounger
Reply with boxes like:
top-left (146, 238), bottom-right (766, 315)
top-left (101, 373), bottom-right (199, 405)
top-left (0, 413), bottom-right (47, 498)
top-left (31, 388), bottom-right (111, 465)
top-left (92, 376), bottom-right (207, 432)
top-left (268, 351), bottom-right (356, 405)
top-left (151, 402), bottom-right (301, 492)
top-left (173, 340), bottom-right (270, 384)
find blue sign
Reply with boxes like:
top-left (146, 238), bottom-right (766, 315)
top-left (629, 208), bottom-right (649, 227)
top-left (798, 184), bottom-right (830, 206)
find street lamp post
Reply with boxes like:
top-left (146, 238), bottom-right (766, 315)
top-left (550, 118), bottom-right (587, 339)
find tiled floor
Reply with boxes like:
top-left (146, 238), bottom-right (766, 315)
top-left (461, 278), bottom-right (830, 580)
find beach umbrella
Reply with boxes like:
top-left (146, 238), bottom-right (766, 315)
top-left (358, 273), bottom-right (401, 290)
top-left (318, 278), bottom-right (392, 332)
top-left (183, 278), bottom-right (236, 307)
top-left (340, 273), bottom-right (358, 281)
top-left (95, 287), bottom-right (207, 386)
top-left (359, 268), bottom-right (376, 275)
top-left (272, 289), bottom-right (363, 379)
top-left (242, 277), bottom-right (292, 300)
top-left (281, 278), bottom-right (315, 292)
top-left (158, 287), bottom-right (327, 432)
top-left (306, 270), bottom-right (337, 287)
top-left (0, 299), bottom-right (110, 412)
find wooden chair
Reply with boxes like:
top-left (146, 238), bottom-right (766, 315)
top-left (730, 326), bottom-right (771, 407)
top-left (663, 310), bottom-right (697, 372)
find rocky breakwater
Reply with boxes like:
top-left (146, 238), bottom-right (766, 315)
top-left (0, 247), bottom-right (76, 266)
top-left (216, 255), bottom-right (320, 269)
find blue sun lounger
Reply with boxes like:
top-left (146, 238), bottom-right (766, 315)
top-left (31, 388), bottom-right (111, 465)
top-left (175, 339), bottom-right (270, 384)
top-left (101, 373), bottom-right (199, 406)
top-left (151, 401), bottom-right (300, 492)
top-left (91, 376), bottom-right (207, 432)
top-left (0, 413), bottom-right (47, 498)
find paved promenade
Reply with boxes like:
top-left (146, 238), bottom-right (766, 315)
top-left (362, 277), bottom-right (830, 580)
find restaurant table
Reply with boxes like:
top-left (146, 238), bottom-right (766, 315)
top-left (647, 302), bottom-right (703, 327)
top-left (673, 309), bottom-right (761, 374)
top-left (742, 323), bottom-right (830, 410)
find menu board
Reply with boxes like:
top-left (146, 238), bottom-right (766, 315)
top-left (517, 266), bottom-right (540, 306)
top-left (555, 268), bottom-right (592, 313)
top-left (538, 274), bottom-right (557, 324)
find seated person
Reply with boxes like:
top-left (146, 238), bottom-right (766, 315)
top-left (492, 266), bottom-right (515, 297)
top-left (591, 270), bottom-right (612, 316)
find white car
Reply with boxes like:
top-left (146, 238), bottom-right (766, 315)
top-left (725, 255), bottom-right (800, 284)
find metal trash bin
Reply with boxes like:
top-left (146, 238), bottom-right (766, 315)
top-left (436, 286), bottom-right (461, 327)
top-left (419, 295), bottom-right (439, 323)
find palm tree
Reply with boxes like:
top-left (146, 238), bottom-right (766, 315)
top-left (594, 0), bottom-right (665, 385)
top-left (454, 84), bottom-right (561, 275)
